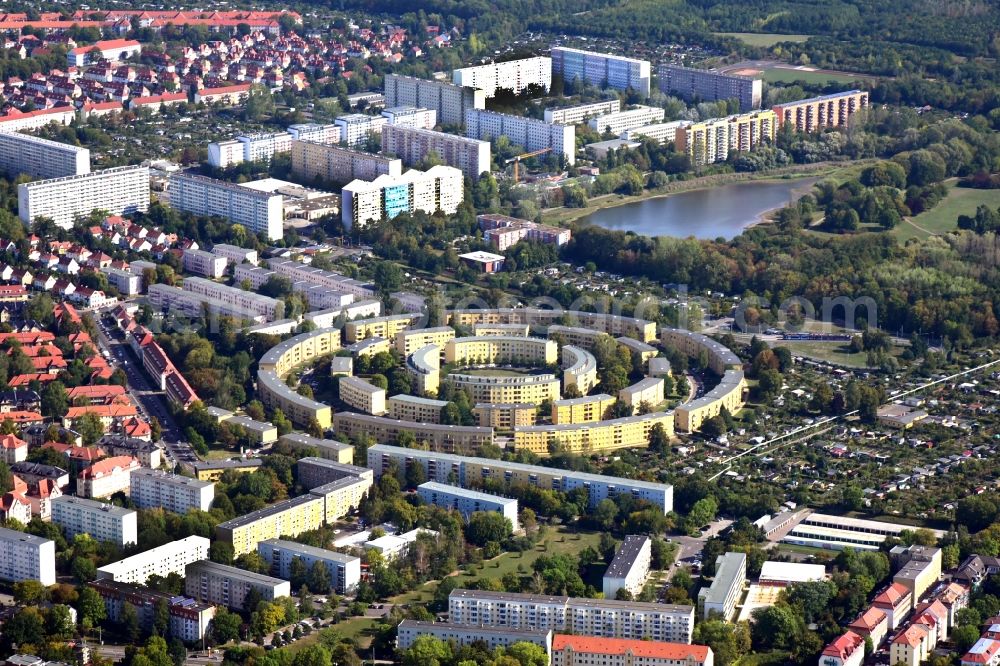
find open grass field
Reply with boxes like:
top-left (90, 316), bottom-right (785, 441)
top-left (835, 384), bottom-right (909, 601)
top-left (761, 67), bottom-right (868, 86)
top-left (773, 340), bottom-right (872, 368)
top-left (894, 184), bottom-right (1000, 242)
top-left (714, 32), bottom-right (810, 47)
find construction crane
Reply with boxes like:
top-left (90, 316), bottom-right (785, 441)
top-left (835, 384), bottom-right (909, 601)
top-left (504, 147), bottom-right (552, 182)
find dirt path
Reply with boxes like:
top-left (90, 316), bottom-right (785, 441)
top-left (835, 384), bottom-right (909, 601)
top-left (900, 217), bottom-right (937, 237)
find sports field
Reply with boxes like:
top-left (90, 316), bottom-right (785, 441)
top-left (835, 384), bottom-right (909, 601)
top-left (761, 67), bottom-right (867, 85)
top-left (715, 32), bottom-right (810, 47)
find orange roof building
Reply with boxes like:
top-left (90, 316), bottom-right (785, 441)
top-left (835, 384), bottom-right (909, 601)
top-left (76, 455), bottom-right (140, 499)
top-left (874, 582), bottom-right (913, 630)
top-left (0, 433), bottom-right (27, 464)
top-left (848, 606), bottom-right (888, 647)
top-left (551, 635), bottom-right (712, 666)
top-left (820, 631), bottom-right (865, 666)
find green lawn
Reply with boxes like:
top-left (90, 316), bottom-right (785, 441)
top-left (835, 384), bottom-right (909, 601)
top-left (714, 32), bottom-right (810, 47)
top-left (894, 184), bottom-right (1000, 242)
top-left (761, 67), bottom-right (867, 85)
top-left (772, 340), bottom-right (872, 368)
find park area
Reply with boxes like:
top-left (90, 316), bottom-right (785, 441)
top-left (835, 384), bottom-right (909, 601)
top-left (286, 526), bottom-right (604, 653)
top-left (894, 183), bottom-right (1000, 242)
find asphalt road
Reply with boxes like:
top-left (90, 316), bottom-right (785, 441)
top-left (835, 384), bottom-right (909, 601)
top-left (668, 517), bottom-right (734, 580)
top-left (89, 307), bottom-right (195, 468)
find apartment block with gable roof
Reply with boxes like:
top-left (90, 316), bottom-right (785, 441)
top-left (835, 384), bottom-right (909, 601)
top-left (874, 582), bottom-right (913, 631)
top-left (550, 635), bottom-right (712, 666)
top-left (819, 631), bottom-right (865, 666)
top-left (848, 606), bottom-right (888, 647)
top-left (962, 638), bottom-right (1000, 666)
top-left (77, 455), bottom-right (141, 499)
top-left (890, 623), bottom-right (933, 666)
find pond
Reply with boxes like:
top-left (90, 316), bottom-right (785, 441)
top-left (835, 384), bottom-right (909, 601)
top-left (581, 177), bottom-right (818, 239)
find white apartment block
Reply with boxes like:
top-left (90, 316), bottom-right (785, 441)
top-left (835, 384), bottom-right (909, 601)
top-left (96, 535), bottom-right (210, 585)
top-left (0, 526), bottom-right (55, 586)
top-left (50, 496), bottom-right (138, 547)
top-left (621, 120), bottom-right (693, 145)
top-left (602, 535), bottom-right (652, 599)
top-left (265, 259), bottom-right (376, 299)
top-left (208, 139), bottom-right (244, 169)
top-left (381, 124), bottom-right (490, 180)
top-left (551, 47), bottom-right (651, 96)
top-left (544, 99), bottom-right (621, 125)
top-left (418, 482), bottom-right (519, 531)
top-left (341, 165), bottom-right (464, 229)
top-left (339, 376), bottom-right (387, 415)
top-left (148, 283), bottom-right (271, 324)
top-left (258, 539), bottom-right (361, 594)
top-left (182, 277), bottom-right (282, 320)
top-left (589, 106), bottom-right (666, 135)
top-left (238, 132), bottom-right (293, 163)
top-left (396, 620), bottom-right (552, 652)
top-left (291, 140), bottom-right (403, 184)
top-left (182, 248), bottom-right (228, 278)
top-left (384, 74), bottom-right (487, 126)
top-left (185, 560), bottom-right (290, 611)
top-left (168, 172), bottom-right (283, 241)
top-left (130, 468), bottom-right (215, 514)
top-left (381, 106), bottom-right (438, 129)
top-left (211, 243), bottom-right (258, 266)
top-left (287, 123), bottom-right (340, 144)
top-left (334, 113), bottom-right (388, 147)
top-left (452, 57), bottom-right (552, 97)
top-left (18, 165), bottom-right (150, 229)
top-left (102, 266), bottom-right (141, 296)
top-left (0, 131), bottom-right (90, 179)
top-left (449, 589), bottom-right (695, 643)
top-left (657, 64), bottom-right (762, 113)
top-left (465, 109), bottom-right (576, 165)
top-left (698, 552), bottom-right (746, 621)
top-left (233, 264), bottom-right (354, 311)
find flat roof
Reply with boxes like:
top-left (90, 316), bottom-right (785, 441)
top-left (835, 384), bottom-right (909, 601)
top-left (0, 525), bottom-right (53, 546)
top-left (513, 411), bottom-right (671, 433)
top-left (758, 561), bottom-right (826, 583)
top-left (298, 456), bottom-right (369, 476)
top-left (419, 481), bottom-right (516, 506)
top-left (369, 444), bottom-right (671, 493)
top-left (387, 394), bottom-right (449, 408)
top-left (187, 559), bottom-right (287, 586)
top-left (191, 458), bottom-right (262, 471)
top-left (51, 495), bottom-right (136, 517)
top-left (130, 468), bottom-right (213, 489)
top-left (259, 538), bottom-right (360, 564)
top-left (700, 552), bottom-right (747, 605)
top-left (804, 512), bottom-right (945, 537)
top-left (604, 535), bottom-right (650, 579)
top-left (217, 495), bottom-right (321, 530)
top-left (398, 619), bottom-right (550, 639)
top-left (459, 251), bottom-right (505, 263)
top-left (554, 393), bottom-right (614, 407)
top-left (280, 432), bottom-right (351, 451)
